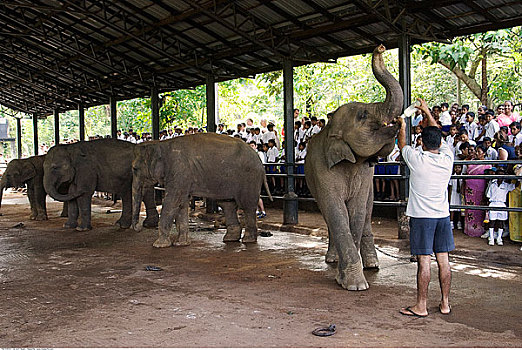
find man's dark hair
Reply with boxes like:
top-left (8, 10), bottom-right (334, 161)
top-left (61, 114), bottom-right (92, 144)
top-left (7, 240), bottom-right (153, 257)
top-left (441, 102), bottom-right (449, 109)
top-left (459, 141), bottom-right (470, 151)
top-left (421, 126), bottom-right (442, 150)
top-left (459, 129), bottom-right (469, 136)
top-left (310, 116), bottom-right (317, 122)
top-left (432, 105), bottom-right (441, 112)
top-left (510, 121), bottom-right (521, 130)
top-left (466, 111), bottom-right (475, 119)
top-left (462, 104), bottom-right (470, 110)
top-left (295, 121), bottom-right (301, 128)
top-left (477, 144), bottom-right (488, 154)
top-left (485, 109), bottom-right (495, 116)
top-left (483, 137), bottom-right (492, 142)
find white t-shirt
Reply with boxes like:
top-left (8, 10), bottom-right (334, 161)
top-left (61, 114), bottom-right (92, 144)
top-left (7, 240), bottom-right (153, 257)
top-left (310, 124), bottom-right (321, 135)
top-left (509, 133), bottom-right (522, 147)
top-left (464, 121), bottom-right (479, 140)
top-left (486, 147), bottom-right (498, 160)
top-left (440, 111), bottom-right (452, 126)
top-left (401, 143), bottom-right (454, 218)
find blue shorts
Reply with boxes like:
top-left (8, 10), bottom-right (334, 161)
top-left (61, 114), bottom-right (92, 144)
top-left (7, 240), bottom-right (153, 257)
top-left (296, 165), bottom-right (305, 174)
top-left (409, 217), bottom-right (455, 255)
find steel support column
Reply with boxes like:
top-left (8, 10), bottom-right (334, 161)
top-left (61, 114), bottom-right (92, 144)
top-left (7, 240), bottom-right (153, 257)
top-left (398, 34), bottom-right (411, 240)
top-left (32, 113), bottom-right (38, 156)
top-left (78, 104), bottom-right (85, 141)
top-left (151, 86), bottom-right (160, 140)
top-left (54, 109), bottom-right (60, 146)
top-left (205, 76), bottom-right (218, 213)
top-left (206, 77), bottom-right (217, 133)
top-left (110, 96), bottom-right (117, 139)
top-left (283, 59), bottom-right (298, 225)
top-left (16, 117), bottom-right (22, 159)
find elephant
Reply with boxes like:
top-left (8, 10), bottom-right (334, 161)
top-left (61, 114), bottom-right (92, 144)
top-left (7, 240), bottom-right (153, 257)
top-left (0, 155), bottom-right (68, 220)
top-left (43, 138), bottom-right (159, 231)
top-left (304, 45), bottom-right (403, 291)
top-left (131, 133), bottom-right (272, 248)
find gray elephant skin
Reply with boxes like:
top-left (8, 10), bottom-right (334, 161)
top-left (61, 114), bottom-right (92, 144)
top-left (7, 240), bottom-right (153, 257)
top-left (305, 45), bottom-right (403, 291)
top-left (43, 138), bottom-right (159, 231)
top-left (131, 133), bottom-right (271, 247)
top-left (0, 155), bottom-right (68, 220)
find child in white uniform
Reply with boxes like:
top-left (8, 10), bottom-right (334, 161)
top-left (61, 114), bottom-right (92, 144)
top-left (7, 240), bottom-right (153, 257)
top-left (486, 167), bottom-right (516, 246)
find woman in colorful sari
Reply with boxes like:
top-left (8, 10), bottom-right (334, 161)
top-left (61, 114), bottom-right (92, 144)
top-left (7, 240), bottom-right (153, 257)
top-left (463, 145), bottom-right (491, 237)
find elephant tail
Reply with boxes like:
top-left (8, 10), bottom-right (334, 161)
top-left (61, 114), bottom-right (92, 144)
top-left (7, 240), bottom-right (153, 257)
top-left (263, 175), bottom-right (273, 202)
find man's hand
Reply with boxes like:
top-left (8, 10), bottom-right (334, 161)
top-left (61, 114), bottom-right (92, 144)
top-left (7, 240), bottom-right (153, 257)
top-left (397, 115), bottom-right (407, 151)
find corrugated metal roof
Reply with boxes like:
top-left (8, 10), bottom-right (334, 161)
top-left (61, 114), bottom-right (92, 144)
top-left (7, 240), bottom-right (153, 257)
top-left (0, 0), bottom-right (520, 116)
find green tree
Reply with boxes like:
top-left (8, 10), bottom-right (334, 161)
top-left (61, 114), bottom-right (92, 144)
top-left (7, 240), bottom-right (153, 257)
top-left (415, 27), bottom-right (521, 107)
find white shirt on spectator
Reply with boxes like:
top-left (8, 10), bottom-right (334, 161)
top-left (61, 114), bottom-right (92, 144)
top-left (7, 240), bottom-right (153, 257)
top-left (464, 121), bottom-right (479, 140)
top-left (445, 134), bottom-right (457, 154)
top-left (266, 146), bottom-right (278, 163)
top-left (485, 120), bottom-right (500, 139)
top-left (127, 135), bottom-right (137, 143)
top-left (509, 133), bottom-right (522, 147)
top-left (296, 148), bottom-right (307, 164)
top-left (311, 124), bottom-right (321, 135)
top-left (487, 180), bottom-right (515, 204)
top-left (401, 142), bottom-right (454, 218)
top-left (486, 147), bottom-right (498, 160)
top-left (440, 111), bottom-right (452, 126)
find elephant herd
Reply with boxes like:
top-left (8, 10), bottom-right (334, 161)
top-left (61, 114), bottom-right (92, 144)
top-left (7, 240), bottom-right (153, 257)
top-left (0, 135), bottom-right (270, 246)
top-left (0, 45), bottom-right (402, 291)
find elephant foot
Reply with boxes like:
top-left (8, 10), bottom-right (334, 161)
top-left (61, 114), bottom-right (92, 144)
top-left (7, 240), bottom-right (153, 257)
top-left (75, 225), bottom-right (92, 232)
top-left (325, 249), bottom-right (339, 263)
top-left (60, 211), bottom-right (68, 218)
top-left (173, 239), bottom-right (191, 246)
top-left (143, 216), bottom-right (159, 228)
top-left (335, 260), bottom-right (369, 291)
top-left (63, 222), bottom-right (78, 229)
top-left (362, 255), bottom-right (379, 270)
top-left (30, 214), bottom-right (37, 220)
top-left (223, 225), bottom-right (242, 242)
top-left (153, 235), bottom-right (172, 248)
top-left (241, 232), bottom-right (258, 244)
top-left (115, 217), bottom-right (132, 229)
top-left (34, 215), bottom-right (48, 221)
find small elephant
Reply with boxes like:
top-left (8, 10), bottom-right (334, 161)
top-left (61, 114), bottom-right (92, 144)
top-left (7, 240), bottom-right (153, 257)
top-left (131, 133), bottom-right (271, 247)
top-left (43, 138), bottom-right (159, 231)
top-left (0, 155), bottom-right (67, 220)
top-left (305, 45), bottom-right (403, 291)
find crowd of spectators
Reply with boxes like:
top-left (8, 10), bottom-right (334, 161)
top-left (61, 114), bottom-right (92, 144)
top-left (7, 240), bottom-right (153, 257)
top-left (405, 100), bottom-right (521, 247)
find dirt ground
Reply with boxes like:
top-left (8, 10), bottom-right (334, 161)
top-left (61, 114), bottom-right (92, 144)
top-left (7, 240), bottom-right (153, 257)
top-left (0, 192), bottom-right (521, 347)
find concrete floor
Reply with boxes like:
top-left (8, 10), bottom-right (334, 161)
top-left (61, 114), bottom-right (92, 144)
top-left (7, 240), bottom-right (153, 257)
top-left (0, 192), bottom-right (520, 347)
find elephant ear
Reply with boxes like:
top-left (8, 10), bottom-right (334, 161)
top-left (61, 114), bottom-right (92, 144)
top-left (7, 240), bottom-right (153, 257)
top-left (20, 162), bottom-right (37, 182)
top-left (326, 132), bottom-right (356, 168)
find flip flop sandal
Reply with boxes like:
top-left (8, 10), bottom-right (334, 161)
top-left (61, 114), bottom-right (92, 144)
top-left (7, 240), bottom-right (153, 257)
top-left (400, 306), bottom-right (428, 318)
top-left (312, 324), bottom-right (336, 337)
top-left (439, 304), bottom-right (451, 315)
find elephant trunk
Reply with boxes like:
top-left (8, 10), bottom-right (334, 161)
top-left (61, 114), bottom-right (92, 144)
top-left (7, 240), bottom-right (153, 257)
top-left (131, 178), bottom-right (143, 231)
top-left (0, 176), bottom-right (6, 210)
top-left (371, 45), bottom-right (404, 119)
top-left (43, 175), bottom-right (78, 202)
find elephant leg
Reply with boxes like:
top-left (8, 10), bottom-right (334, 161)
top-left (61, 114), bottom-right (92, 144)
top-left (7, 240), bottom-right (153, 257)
top-left (172, 201), bottom-right (190, 246)
top-left (61, 201), bottom-right (69, 218)
top-left (241, 202), bottom-right (258, 244)
top-left (359, 187), bottom-right (379, 269)
top-left (318, 198), bottom-right (368, 291)
top-left (325, 228), bottom-right (339, 263)
top-left (75, 194), bottom-right (93, 231)
top-left (115, 190), bottom-right (132, 229)
top-left (33, 182), bottom-right (48, 221)
top-left (64, 199), bottom-right (79, 229)
top-left (142, 187), bottom-right (159, 228)
top-left (220, 201), bottom-right (241, 242)
top-left (26, 185), bottom-right (38, 220)
top-left (155, 191), bottom-right (185, 248)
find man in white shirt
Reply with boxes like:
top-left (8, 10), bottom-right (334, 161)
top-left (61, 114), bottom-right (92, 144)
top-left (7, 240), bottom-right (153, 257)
top-left (463, 112), bottom-right (478, 140)
top-left (398, 99), bottom-right (454, 318)
top-left (484, 111), bottom-right (500, 139)
top-left (439, 102), bottom-right (452, 135)
top-left (483, 137), bottom-right (498, 160)
top-left (509, 122), bottom-right (522, 147)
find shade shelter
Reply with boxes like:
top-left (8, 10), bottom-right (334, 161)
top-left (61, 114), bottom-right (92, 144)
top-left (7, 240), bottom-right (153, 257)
top-left (1, 0), bottom-right (521, 223)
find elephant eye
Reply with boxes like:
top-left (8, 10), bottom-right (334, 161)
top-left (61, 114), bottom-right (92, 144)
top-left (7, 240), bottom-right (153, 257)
top-left (357, 110), bottom-right (368, 120)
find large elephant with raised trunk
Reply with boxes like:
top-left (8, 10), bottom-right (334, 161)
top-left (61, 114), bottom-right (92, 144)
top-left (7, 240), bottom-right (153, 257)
top-left (305, 45), bottom-right (403, 291)
top-left (43, 139), bottom-right (159, 231)
top-left (0, 155), bottom-right (67, 220)
top-left (131, 133), bottom-right (271, 247)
